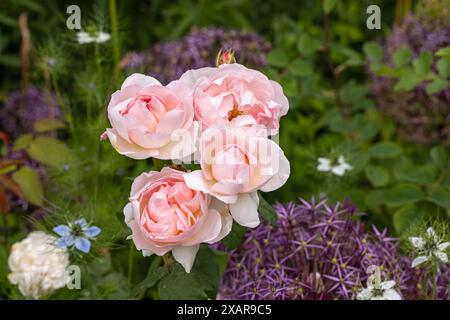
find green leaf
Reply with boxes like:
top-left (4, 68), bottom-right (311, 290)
top-left (12, 166), bottom-right (43, 206)
top-left (435, 46), bottom-right (450, 59)
top-left (430, 146), bottom-right (448, 170)
top-left (27, 136), bottom-right (72, 168)
top-left (392, 47), bottom-right (412, 68)
top-left (394, 163), bottom-right (437, 185)
top-left (323, 0), bottom-right (338, 13)
top-left (385, 184), bottom-right (426, 207)
top-left (436, 59), bottom-right (450, 78)
top-left (222, 222), bottom-right (246, 249)
top-left (428, 189), bottom-right (450, 210)
top-left (258, 192), bottom-right (277, 226)
top-left (290, 58), bottom-right (313, 77)
top-left (34, 118), bottom-right (65, 133)
top-left (365, 165), bottom-right (390, 187)
top-left (141, 266), bottom-right (168, 288)
top-left (394, 69), bottom-right (423, 91)
top-left (368, 142), bottom-right (402, 158)
top-left (12, 134), bottom-right (33, 151)
top-left (365, 189), bottom-right (387, 209)
top-left (158, 246), bottom-right (224, 300)
top-left (393, 205), bottom-right (426, 234)
top-left (297, 34), bottom-right (322, 57)
top-left (267, 49), bottom-right (289, 68)
top-left (426, 79), bottom-right (448, 95)
top-left (412, 51), bottom-right (433, 76)
top-left (363, 41), bottom-right (383, 62)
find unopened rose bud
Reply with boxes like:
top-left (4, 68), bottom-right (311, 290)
top-left (216, 49), bottom-right (236, 66)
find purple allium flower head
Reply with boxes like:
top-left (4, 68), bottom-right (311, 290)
top-left (219, 198), bottom-right (449, 300)
top-left (126, 27), bottom-right (271, 85)
top-left (370, 14), bottom-right (450, 145)
top-left (0, 86), bottom-right (62, 140)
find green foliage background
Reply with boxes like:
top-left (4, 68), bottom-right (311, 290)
top-left (0, 0), bottom-right (449, 299)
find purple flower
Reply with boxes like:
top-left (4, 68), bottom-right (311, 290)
top-left (218, 198), bottom-right (449, 300)
top-left (125, 27), bottom-right (271, 85)
top-left (0, 86), bottom-right (62, 139)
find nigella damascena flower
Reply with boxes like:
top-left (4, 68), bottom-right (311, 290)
top-left (53, 218), bottom-right (101, 253)
top-left (369, 14), bottom-right (450, 146)
top-left (125, 27), bottom-right (271, 85)
top-left (0, 86), bottom-right (62, 139)
top-left (218, 198), bottom-right (449, 300)
top-left (409, 227), bottom-right (449, 267)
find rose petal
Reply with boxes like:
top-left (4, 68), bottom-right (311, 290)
top-left (229, 192), bottom-right (260, 228)
top-left (172, 244), bottom-right (200, 273)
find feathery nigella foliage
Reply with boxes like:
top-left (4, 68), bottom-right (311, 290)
top-left (0, 86), bottom-right (62, 139)
top-left (126, 27), bottom-right (271, 84)
top-left (219, 199), bottom-right (449, 300)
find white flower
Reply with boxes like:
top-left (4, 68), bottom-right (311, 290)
top-left (317, 155), bottom-right (352, 176)
top-left (77, 31), bottom-right (111, 44)
top-left (8, 231), bottom-right (70, 299)
top-left (409, 227), bottom-right (449, 268)
top-left (356, 265), bottom-right (401, 300)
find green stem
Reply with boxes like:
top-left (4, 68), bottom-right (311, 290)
top-left (431, 265), bottom-right (437, 300)
top-left (109, 0), bottom-right (120, 69)
top-left (127, 241), bottom-right (134, 288)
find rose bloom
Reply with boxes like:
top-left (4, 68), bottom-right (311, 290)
top-left (103, 73), bottom-right (197, 160)
top-left (179, 63), bottom-right (289, 135)
top-left (184, 126), bottom-right (290, 228)
top-left (124, 167), bottom-right (232, 272)
top-left (8, 231), bottom-right (69, 299)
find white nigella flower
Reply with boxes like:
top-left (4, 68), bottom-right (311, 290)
top-left (8, 231), bottom-right (69, 299)
top-left (77, 31), bottom-right (111, 44)
top-left (317, 155), bottom-right (352, 176)
top-left (409, 227), bottom-right (449, 268)
top-left (356, 265), bottom-right (401, 300)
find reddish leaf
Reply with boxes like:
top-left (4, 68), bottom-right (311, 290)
top-left (0, 187), bottom-right (9, 214)
top-left (0, 175), bottom-right (23, 197)
top-left (0, 132), bottom-right (9, 146)
top-left (0, 159), bottom-right (24, 170)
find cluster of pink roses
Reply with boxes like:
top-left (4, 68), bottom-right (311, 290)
top-left (103, 62), bottom-right (290, 272)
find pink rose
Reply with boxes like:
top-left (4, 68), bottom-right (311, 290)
top-left (104, 73), bottom-right (197, 160)
top-left (179, 63), bottom-right (289, 135)
top-left (184, 126), bottom-right (290, 228)
top-left (124, 167), bottom-right (232, 273)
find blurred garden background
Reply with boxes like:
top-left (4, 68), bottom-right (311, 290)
top-left (0, 0), bottom-right (449, 299)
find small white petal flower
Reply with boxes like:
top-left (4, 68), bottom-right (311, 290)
top-left (77, 32), bottom-right (94, 44)
top-left (356, 265), bottom-right (401, 300)
top-left (382, 289), bottom-right (402, 300)
top-left (95, 32), bottom-right (111, 43)
top-left (409, 236), bottom-right (425, 249)
top-left (317, 155), bottom-right (352, 176)
top-left (433, 250), bottom-right (448, 263)
top-left (356, 288), bottom-right (372, 300)
top-left (426, 227), bottom-right (439, 243)
top-left (380, 280), bottom-right (396, 290)
top-left (412, 255), bottom-right (429, 268)
top-left (410, 228), bottom-right (449, 267)
top-left (437, 242), bottom-right (450, 251)
top-left (317, 158), bottom-right (332, 172)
